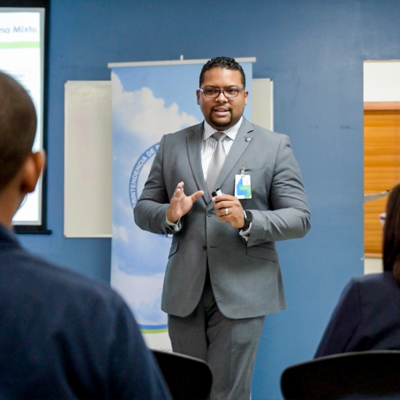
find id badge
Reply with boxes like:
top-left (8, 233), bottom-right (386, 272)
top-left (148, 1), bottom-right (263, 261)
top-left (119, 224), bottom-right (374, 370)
top-left (235, 174), bottom-right (252, 199)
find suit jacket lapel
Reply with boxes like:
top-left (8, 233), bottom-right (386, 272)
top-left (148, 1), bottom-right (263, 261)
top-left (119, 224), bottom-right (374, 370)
top-left (216, 118), bottom-right (254, 192)
top-left (186, 123), bottom-right (209, 204)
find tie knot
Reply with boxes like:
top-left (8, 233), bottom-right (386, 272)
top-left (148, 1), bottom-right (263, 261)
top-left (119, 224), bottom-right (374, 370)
top-left (212, 132), bottom-right (225, 142)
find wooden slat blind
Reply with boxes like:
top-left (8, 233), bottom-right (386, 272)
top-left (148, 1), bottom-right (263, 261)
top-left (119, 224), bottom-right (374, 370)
top-left (364, 106), bottom-right (400, 256)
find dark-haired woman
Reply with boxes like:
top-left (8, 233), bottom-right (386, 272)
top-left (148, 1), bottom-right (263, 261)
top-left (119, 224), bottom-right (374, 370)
top-left (315, 183), bottom-right (400, 357)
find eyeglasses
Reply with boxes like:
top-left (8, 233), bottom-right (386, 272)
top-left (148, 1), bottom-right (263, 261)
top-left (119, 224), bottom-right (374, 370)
top-left (198, 87), bottom-right (245, 99)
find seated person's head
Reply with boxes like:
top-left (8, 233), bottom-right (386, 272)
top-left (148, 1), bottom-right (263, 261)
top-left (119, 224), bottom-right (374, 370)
top-left (0, 71), bottom-right (45, 226)
top-left (383, 183), bottom-right (400, 283)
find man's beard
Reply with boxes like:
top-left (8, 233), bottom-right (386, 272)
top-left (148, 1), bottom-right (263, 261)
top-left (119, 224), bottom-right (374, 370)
top-left (209, 111), bottom-right (232, 128)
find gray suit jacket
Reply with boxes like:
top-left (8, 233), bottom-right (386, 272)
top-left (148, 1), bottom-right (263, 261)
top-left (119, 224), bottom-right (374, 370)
top-left (134, 118), bottom-right (310, 319)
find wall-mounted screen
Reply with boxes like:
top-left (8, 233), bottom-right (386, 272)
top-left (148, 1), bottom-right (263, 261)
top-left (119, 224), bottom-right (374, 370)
top-left (0, 2), bottom-right (49, 233)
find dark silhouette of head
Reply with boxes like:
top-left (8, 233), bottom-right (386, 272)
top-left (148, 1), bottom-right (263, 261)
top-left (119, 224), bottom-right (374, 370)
top-left (0, 71), bottom-right (44, 227)
top-left (0, 71), bottom-right (37, 192)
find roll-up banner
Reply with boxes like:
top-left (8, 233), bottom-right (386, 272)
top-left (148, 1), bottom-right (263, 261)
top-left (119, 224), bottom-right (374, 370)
top-left (109, 58), bottom-right (254, 349)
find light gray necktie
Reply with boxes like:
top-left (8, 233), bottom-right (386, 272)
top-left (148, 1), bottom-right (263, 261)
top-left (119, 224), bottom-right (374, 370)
top-left (207, 132), bottom-right (226, 194)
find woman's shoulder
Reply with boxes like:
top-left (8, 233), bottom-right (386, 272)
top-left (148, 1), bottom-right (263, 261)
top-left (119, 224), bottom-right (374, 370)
top-left (351, 272), bottom-right (395, 286)
top-left (348, 272), bottom-right (398, 299)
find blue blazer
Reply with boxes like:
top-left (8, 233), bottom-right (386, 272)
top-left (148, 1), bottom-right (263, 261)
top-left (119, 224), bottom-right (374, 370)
top-left (0, 224), bottom-right (170, 399)
top-left (315, 272), bottom-right (400, 358)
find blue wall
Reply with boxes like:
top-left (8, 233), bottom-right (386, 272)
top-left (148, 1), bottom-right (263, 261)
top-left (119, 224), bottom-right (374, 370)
top-left (18, 1), bottom-right (400, 398)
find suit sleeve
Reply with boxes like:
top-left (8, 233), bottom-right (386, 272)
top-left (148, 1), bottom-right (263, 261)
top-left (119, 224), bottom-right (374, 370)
top-left (247, 135), bottom-right (311, 246)
top-left (314, 279), bottom-right (362, 358)
top-left (134, 135), bottom-right (174, 235)
top-left (109, 295), bottom-right (172, 399)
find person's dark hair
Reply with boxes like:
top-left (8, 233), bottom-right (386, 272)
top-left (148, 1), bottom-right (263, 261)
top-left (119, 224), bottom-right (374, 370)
top-left (0, 71), bottom-right (37, 191)
top-left (199, 57), bottom-right (246, 88)
top-left (383, 183), bottom-right (400, 285)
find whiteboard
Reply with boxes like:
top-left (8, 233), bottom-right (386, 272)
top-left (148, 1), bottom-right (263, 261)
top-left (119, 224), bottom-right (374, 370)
top-left (252, 78), bottom-right (273, 131)
top-left (63, 78), bottom-right (273, 237)
top-left (64, 81), bottom-right (112, 237)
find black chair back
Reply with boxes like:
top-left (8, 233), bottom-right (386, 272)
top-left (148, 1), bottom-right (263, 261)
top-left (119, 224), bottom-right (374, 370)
top-left (281, 350), bottom-right (400, 399)
top-left (152, 349), bottom-right (212, 400)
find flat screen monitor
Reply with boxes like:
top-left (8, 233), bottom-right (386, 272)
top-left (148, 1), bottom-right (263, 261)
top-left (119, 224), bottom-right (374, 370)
top-left (0, 1), bottom-right (49, 233)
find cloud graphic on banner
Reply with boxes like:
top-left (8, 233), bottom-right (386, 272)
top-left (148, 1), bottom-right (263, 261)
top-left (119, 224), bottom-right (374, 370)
top-left (132, 299), bottom-right (165, 326)
top-left (111, 268), bottom-right (166, 325)
top-left (112, 225), bottom-right (169, 276)
top-left (113, 225), bottom-right (129, 244)
top-left (115, 196), bottom-right (133, 221)
top-left (112, 72), bottom-right (199, 140)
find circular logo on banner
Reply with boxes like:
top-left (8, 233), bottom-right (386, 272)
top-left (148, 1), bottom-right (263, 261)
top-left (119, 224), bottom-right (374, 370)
top-left (129, 142), bottom-right (172, 241)
top-left (129, 143), bottom-right (159, 209)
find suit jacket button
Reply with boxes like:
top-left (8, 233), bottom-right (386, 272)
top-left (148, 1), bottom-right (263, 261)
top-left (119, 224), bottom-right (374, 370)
top-left (202, 245), bottom-right (207, 250)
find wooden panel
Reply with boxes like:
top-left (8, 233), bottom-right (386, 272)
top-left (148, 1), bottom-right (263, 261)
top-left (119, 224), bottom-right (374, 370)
top-left (364, 102), bottom-right (400, 111)
top-left (364, 109), bottom-right (400, 255)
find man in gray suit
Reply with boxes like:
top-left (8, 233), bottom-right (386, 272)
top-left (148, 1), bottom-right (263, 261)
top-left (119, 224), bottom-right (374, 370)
top-left (135, 57), bottom-right (310, 400)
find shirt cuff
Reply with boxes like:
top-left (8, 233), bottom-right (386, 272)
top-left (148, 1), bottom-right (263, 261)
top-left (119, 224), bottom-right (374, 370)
top-left (239, 223), bottom-right (252, 241)
top-left (165, 213), bottom-right (182, 232)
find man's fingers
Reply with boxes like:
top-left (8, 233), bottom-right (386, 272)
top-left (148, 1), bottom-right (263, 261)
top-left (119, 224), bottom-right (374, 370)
top-left (215, 201), bottom-right (242, 211)
top-left (212, 193), bottom-right (236, 202)
top-left (191, 190), bottom-right (204, 202)
top-left (172, 182), bottom-right (185, 198)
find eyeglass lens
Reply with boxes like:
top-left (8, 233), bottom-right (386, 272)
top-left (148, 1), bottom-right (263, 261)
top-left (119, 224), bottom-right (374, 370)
top-left (201, 88), bottom-right (242, 98)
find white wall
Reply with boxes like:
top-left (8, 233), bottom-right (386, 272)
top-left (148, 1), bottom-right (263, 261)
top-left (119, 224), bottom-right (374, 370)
top-left (364, 257), bottom-right (383, 274)
top-left (364, 60), bottom-right (400, 102)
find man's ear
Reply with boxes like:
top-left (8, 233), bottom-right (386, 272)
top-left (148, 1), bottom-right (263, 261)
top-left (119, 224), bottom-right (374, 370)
top-left (20, 151), bottom-right (46, 194)
top-left (244, 90), bottom-right (249, 105)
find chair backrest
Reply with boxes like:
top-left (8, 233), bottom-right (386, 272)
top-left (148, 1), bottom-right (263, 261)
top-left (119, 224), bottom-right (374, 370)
top-left (281, 350), bottom-right (400, 400)
top-left (152, 349), bottom-right (212, 400)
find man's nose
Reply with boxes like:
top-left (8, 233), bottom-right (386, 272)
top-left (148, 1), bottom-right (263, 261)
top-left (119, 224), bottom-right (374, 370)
top-left (215, 90), bottom-right (228, 101)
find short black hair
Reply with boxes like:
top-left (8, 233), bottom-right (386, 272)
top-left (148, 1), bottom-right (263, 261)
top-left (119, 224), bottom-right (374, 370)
top-left (199, 57), bottom-right (246, 88)
top-left (0, 71), bottom-right (37, 191)
top-left (383, 183), bottom-right (400, 285)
